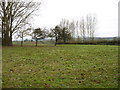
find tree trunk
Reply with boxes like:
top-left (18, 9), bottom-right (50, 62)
top-left (21, 38), bottom-right (23, 47)
top-left (21, 33), bottom-right (24, 47)
top-left (36, 39), bottom-right (38, 46)
top-left (63, 37), bottom-right (66, 43)
top-left (2, 31), bottom-right (12, 46)
top-left (55, 37), bottom-right (58, 46)
top-left (9, 31), bottom-right (12, 46)
top-left (2, 13), bottom-right (12, 46)
top-left (3, 32), bottom-right (9, 46)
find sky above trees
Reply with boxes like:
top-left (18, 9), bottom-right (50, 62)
top-left (32, 0), bottom-right (118, 37)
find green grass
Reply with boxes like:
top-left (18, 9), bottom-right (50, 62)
top-left (12, 41), bottom-right (55, 46)
top-left (2, 45), bottom-right (118, 88)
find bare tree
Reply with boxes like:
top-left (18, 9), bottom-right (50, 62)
top-left (59, 18), bottom-right (65, 28)
top-left (0, 0), bottom-right (41, 46)
top-left (79, 17), bottom-right (86, 41)
top-left (75, 20), bottom-right (80, 40)
top-left (59, 18), bottom-right (69, 29)
top-left (86, 15), bottom-right (96, 40)
top-left (15, 22), bottom-right (32, 46)
top-left (69, 21), bottom-right (75, 39)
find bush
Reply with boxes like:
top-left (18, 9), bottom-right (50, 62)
top-left (57, 40), bottom-right (119, 45)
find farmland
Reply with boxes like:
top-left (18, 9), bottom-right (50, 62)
top-left (2, 45), bottom-right (118, 88)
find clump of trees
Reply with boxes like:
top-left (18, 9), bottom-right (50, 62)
top-left (0, 0), bottom-right (41, 46)
top-left (48, 15), bottom-right (97, 45)
top-left (49, 26), bottom-right (71, 46)
top-left (58, 15), bottom-right (97, 42)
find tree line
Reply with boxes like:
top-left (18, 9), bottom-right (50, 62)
top-left (0, 0), bottom-right (97, 46)
top-left (33, 16), bottom-right (96, 46)
top-left (21, 16), bottom-right (96, 46)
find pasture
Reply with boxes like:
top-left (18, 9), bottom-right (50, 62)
top-left (2, 45), bottom-right (118, 88)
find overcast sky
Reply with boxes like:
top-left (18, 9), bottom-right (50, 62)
top-left (32, 0), bottom-right (119, 37)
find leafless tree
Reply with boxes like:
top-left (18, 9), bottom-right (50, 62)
top-left (86, 15), bottom-right (96, 40)
top-left (59, 18), bottom-right (70, 29)
top-left (75, 20), bottom-right (80, 40)
top-left (15, 20), bottom-right (32, 46)
top-left (79, 17), bottom-right (86, 41)
top-left (0, 0), bottom-right (41, 46)
top-left (69, 20), bottom-right (75, 39)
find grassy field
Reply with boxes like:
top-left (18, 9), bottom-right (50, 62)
top-left (2, 45), bottom-right (118, 88)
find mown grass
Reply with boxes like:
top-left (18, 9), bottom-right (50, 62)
top-left (2, 45), bottom-right (118, 88)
